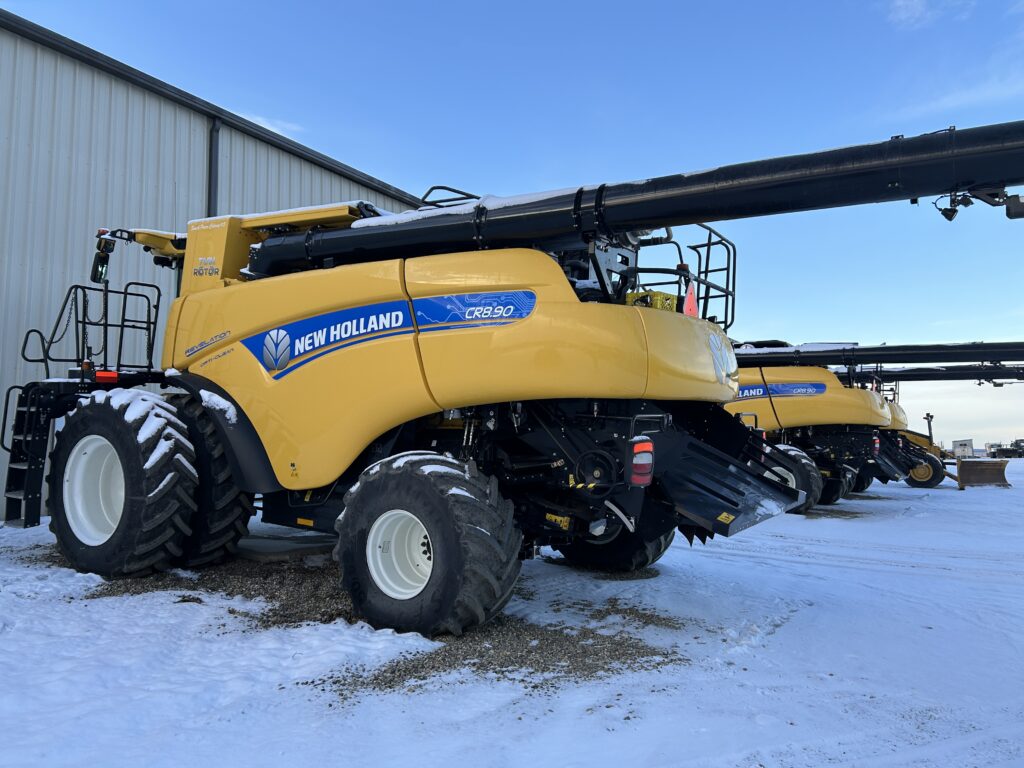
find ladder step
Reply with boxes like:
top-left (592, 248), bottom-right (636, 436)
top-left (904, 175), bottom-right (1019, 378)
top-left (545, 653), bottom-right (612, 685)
top-left (2, 518), bottom-right (39, 529)
top-left (8, 461), bottom-right (28, 470)
top-left (5, 490), bottom-right (25, 500)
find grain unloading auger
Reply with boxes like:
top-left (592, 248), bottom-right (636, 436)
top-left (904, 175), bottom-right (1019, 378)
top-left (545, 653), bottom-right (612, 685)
top-left (4, 121), bottom-right (1024, 636)
top-left (730, 341), bottom-right (1024, 502)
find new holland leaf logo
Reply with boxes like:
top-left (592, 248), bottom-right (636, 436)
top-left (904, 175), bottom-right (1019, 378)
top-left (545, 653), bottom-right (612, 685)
top-left (262, 329), bottom-right (291, 370)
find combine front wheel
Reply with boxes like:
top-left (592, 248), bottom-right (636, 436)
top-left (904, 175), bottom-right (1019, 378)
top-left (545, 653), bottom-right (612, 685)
top-left (335, 453), bottom-right (522, 636)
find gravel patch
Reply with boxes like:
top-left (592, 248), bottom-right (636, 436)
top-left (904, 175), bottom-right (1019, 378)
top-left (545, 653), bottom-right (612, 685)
top-left (57, 546), bottom-right (358, 629)
top-left (21, 542), bottom-right (689, 699)
top-left (312, 609), bottom-right (687, 702)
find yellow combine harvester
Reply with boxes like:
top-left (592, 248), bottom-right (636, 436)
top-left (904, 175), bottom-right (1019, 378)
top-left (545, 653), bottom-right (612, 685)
top-left (725, 365), bottom-right (896, 506)
top-left (732, 344), bottom-right (1024, 506)
top-left (4, 122), bottom-right (1024, 636)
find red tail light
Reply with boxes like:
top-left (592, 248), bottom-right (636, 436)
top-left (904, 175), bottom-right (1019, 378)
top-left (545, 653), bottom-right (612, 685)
top-left (95, 370), bottom-right (119, 383)
top-left (630, 437), bottom-right (654, 487)
top-left (872, 436), bottom-right (880, 455)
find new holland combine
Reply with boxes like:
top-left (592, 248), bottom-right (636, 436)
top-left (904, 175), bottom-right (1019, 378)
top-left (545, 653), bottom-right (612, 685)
top-left (731, 342), bottom-right (1024, 504)
top-left (4, 121), bottom-right (1024, 636)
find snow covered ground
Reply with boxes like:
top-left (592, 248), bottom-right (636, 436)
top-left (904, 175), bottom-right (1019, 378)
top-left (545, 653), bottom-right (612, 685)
top-left (2, 461), bottom-right (1022, 767)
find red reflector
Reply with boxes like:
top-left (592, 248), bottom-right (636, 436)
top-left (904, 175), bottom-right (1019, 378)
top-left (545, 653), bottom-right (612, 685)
top-left (872, 436), bottom-right (880, 455)
top-left (96, 228), bottom-right (109, 236)
top-left (683, 282), bottom-right (698, 317)
top-left (95, 370), bottom-right (119, 383)
top-left (630, 437), bottom-right (654, 486)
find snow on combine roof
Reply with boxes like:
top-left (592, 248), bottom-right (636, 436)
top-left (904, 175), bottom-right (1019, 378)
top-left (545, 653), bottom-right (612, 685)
top-left (350, 187), bottom-right (594, 229)
top-left (734, 343), bottom-right (861, 355)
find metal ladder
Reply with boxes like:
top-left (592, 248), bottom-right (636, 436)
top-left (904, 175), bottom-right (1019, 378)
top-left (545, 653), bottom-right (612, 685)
top-left (2, 384), bottom-right (57, 528)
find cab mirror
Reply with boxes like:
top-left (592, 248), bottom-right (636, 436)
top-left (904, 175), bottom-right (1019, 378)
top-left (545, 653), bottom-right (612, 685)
top-left (90, 251), bottom-right (110, 284)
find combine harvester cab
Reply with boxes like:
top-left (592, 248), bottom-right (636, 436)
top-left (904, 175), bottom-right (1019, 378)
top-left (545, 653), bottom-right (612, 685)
top-left (4, 120), bottom-right (1024, 636)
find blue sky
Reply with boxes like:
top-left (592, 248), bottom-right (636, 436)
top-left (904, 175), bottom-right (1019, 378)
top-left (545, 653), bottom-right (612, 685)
top-left (7, 0), bottom-right (1024, 444)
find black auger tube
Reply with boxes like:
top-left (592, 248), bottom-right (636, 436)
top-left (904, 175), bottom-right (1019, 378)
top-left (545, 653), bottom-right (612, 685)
top-left (734, 341), bottom-right (1024, 368)
top-left (847, 364), bottom-right (1024, 384)
top-left (251, 120), bottom-right (1024, 275)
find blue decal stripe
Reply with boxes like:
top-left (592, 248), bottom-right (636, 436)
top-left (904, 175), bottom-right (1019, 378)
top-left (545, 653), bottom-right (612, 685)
top-left (413, 290), bottom-right (537, 327)
top-left (271, 328), bottom-right (414, 380)
top-left (736, 382), bottom-right (828, 400)
top-left (418, 320), bottom-right (517, 333)
top-left (242, 290), bottom-right (538, 378)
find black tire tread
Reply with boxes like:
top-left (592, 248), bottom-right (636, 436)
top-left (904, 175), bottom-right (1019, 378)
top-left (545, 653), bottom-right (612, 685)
top-left (554, 507), bottom-right (676, 573)
top-left (167, 394), bottom-right (255, 568)
top-left (335, 452), bottom-right (522, 636)
top-left (48, 389), bottom-right (198, 578)
top-left (775, 444), bottom-right (823, 513)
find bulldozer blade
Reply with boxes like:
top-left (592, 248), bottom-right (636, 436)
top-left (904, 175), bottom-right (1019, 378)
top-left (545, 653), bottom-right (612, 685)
top-left (953, 459), bottom-right (1011, 489)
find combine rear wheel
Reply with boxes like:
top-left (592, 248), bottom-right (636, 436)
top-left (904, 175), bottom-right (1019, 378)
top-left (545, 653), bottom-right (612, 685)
top-left (770, 445), bottom-right (822, 514)
top-left (905, 454), bottom-right (945, 488)
top-left (555, 498), bottom-right (676, 572)
top-left (335, 452), bottom-right (522, 636)
top-left (168, 394), bottom-right (254, 567)
top-left (47, 390), bottom-right (197, 578)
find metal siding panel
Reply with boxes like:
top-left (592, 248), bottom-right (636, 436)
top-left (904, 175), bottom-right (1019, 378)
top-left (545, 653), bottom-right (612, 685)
top-left (0, 26), bottom-right (409, 479)
top-left (0, 28), bottom-right (207, 476)
top-left (217, 125), bottom-right (411, 214)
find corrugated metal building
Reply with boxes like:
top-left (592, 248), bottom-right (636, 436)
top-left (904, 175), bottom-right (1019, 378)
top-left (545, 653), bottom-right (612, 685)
top-left (0, 11), bottom-right (418, 472)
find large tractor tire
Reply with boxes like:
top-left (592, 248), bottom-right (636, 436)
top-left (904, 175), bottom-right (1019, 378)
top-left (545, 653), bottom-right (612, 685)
top-left (818, 465), bottom-right (860, 505)
top-left (168, 393), bottom-right (255, 567)
top-left (47, 389), bottom-right (198, 578)
top-left (335, 452), bottom-right (522, 637)
top-left (817, 476), bottom-right (845, 505)
top-left (852, 466), bottom-right (875, 493)
top-left (554, 497), bottom-right (676, 572)
top-left (905, 453), bottom-right (946, 489)
top-left (838, 466), bottom-right (858, 499)
top-left (771, 444), bottom-right (822, 514)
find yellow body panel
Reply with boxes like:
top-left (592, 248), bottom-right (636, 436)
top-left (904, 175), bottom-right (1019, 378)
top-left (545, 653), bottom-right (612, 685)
top-left (132, 229), bottom-right (185, 257)
top-left (166, 259), bottom-right (439, 488)
top-left (180, 217), bottom-right (262, 295)
top-left (725, 366), bottom-right (891, 431)
top-left (901, 430), bottom-right (948, 459)
top-left (406, 250), bottom-right (737, 407)
top-left (164, 247), bottom-right (739, 489)
top-left (177, 205), bottom-right (363, 297)
top-left (237, 202), bottom-right (360, 231)
top-left (885, 401), bottom-right (909, 431)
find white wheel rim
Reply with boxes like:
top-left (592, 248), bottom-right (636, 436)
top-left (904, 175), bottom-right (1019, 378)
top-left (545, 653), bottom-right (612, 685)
top-left (365, 509), bottom-right (433, 600)
top-left (63, 434), bottom-right (125, 546)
